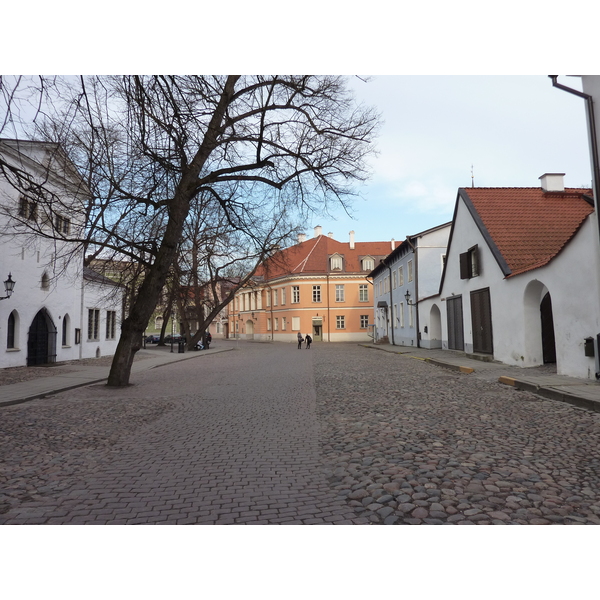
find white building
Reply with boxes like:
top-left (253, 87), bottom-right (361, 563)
top-left (370, 222), bottom-right (451, 348)
top-left (0, 139), bottom-right (124, 367)
top-left (436, 173), bottom-right (600, 379)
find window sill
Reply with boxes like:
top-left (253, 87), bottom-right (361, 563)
top-left (6, 348), bottom-right (20, 352)
top-left (62, 345), bottom-right (72, 349)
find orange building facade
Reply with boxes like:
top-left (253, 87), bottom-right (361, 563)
top-left (229, 227), bottom-right (397, 342)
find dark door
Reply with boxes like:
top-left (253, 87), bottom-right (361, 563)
top-left (540, 292), bottom-right (556, 364)
top-left (447, 295), bottom-right (464, 351)
top-left (471, 287), bottom-right (493, 354)
top-left (313, 325), bottom-right (322, 342)
top-left (28, 310), bottom-right (49, 366)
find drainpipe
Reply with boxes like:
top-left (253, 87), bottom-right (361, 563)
top-left (380, 258), bottom-right (395, 345)
top-left (549, 76), bottom-right (600, 243)
top-left (405, 237), bottom-right (419, 348)
top-left (550, 76), bottom-right (600, 377)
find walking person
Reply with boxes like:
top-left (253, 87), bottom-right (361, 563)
top-left (305, 333), bottom-right (312, 349)
top-left (297, 332), bottom-right (304, 349)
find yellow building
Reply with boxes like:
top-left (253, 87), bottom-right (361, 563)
top-left (229, 227), bottom-right (397, 342)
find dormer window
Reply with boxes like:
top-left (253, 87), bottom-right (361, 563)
top-left (330, 254), bottom-right (343, 270)
top-left (362, 257), bottom-right (375, 271)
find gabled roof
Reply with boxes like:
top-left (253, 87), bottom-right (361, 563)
top-left (255, 235), bottom-right (395, 281)
top-left (83, 266), bottom-right (125, 287)
top-left (453, 186), bottom-right (594, 279)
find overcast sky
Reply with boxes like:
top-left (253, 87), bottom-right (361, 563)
top-left (306, 75), bottom-right (593, 245)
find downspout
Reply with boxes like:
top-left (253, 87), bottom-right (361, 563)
top-left (326, 273), bottom-right (331, 342)
top-left (549, 76), bottom-right (600, 242)
top-left (550, 76), bottom-right (600, 378)
top-left (381, 258), bottom-right (395, 346)
top-left (405, 237), bottom-right (419, 347)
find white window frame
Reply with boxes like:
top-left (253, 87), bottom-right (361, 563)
top-left (292, 316), bottom-right (300, 331)
top-left (88, 308), bottom-right (100, 341)
top-left (265, 290), bottom-right (271, 307)
top-left (106, 310), bottom-right (117, 340)
top-left (408, 259), bottom-right (414, 282)
top-left (267, 318), bottom-right (271, 331)
top-left (272, 289), bottom-right (278, 306)
top-left (359, 284), bottom-right (369, 302)
top-left (399, 302), bottom-right (405, 328)
top-left (330, 255), bottom-right (343, 270)
top-left (281, 287), bottom-right (286, 305)
top-left (312, 285), bottom-right (321, 303)
top-left (398, 266), bottom-right (404, 286)
top-left (335, 284), bottom-right (345, 302)
top-left (360, 314), bottom-right (369, 329)
top-left (292, 286), bottom-right (300, 303)
top-left (336, 315), bottom-right (345, 329)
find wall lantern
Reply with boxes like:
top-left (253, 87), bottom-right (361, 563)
top-left (404, 289), bottom-right (416, 306)
top-left (0, 273), bottom-right (15, 300)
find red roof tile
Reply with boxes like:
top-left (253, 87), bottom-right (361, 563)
top-left (461, 187), bottom-right (594, 277)
top-left (255, 235), bottom-right (395, 280)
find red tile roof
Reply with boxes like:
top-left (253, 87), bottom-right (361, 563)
top-left (255, 235), bottom-right (395, 280)
top-left (460, 187), bottom-right (594, 277)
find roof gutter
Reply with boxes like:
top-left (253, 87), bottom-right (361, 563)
top-left (549, 76), bottom-right (600, 240)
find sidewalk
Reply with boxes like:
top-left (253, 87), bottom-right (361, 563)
top-left (361, 343), bottom-right (600, 413)
top-left (0, 345), bottom-right (233, 407)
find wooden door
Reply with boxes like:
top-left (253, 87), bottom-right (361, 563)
top-left (446, 295), bottom-right (464, 351)
top-left (471, 287), bottom-right (493, 354)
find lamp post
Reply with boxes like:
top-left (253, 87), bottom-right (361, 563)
top-left (0, 273), bottom-right (15, 300)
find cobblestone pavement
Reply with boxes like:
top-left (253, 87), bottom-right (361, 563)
top-left (315, 344), bottom-right (600, 524)
top-left (0, 342), bottom-right (365, 524)
top-left (2, 341), bottom-right (600, 525)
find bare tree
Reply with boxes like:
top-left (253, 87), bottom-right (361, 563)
top-left (1, 75), bottom-right (380, 385)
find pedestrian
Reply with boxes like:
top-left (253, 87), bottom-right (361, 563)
top-left (206, 332), bottom-right (212, 349)
top-left (297, 332), bottom-right (304, 349)
top-left (305, 334), bottom-right (312, 349)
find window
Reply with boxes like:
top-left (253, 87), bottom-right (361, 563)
top-left (359, 284), bottom-right (369, 302)
top-left (336, 315), bottom-right (345, 329)
top-left (274, 318), bottom-right (279, 331)
top-left (265, 290), bottom-right (270, 307)
top-left (54, 214), bottom-right (70, 235)
top-left (106, 311), bottom-right (116, 340)
top-left (384, 276), bottom-right (389, 293)
top-left (392, 270), bottom-right (397, 289)
top-left (394, 304), bottom-right (398, 326)
top-left (460, 245), bottom-right (480, 279)
top-left (292, 316), bottom-right (300, 331)
top-left (360, 315), bottom-right (369, 329)
top-left (292, 286), bottom-right (300, 303)
top-left (155, 316), bottom-right (163, 329)
top-left (362, 257), bottom-right (375, 271)
top-left (18, 196), bottom-right (38, 221)
top-left (272, 289), bottom-right (278, 306)
top-left (267, 318), bottom-right (271, 331)
top-left (41, 272), bottom-right (50, 290)
top-left (330, 255), bottom-right (343, 270)
top-left (442, 254), bottom-right (447, 272)
top-left (62, 314), bottom-right (70, 346)
top-left (7, 312), bottom-right (16, 349)
top-left (312, 285), bottom-right (321, 302)
top-left (408, 260), bottom-right (414, 282)
top-left (281, 287), bottom-right (286, 305)
top-left (282, 317), bottom-right (287, 331)
top-left (399, 266), bottom-right (404, 286)
top-left (400, 302), bottom-right (405, 328)
top-left (88, 309), bottom-right (100, 340)
top-left (335, 284), bottom-right (345, 302)
top-left (409, 305), bottom-right (414, 328)
top-left (235, 297), bottom-right (239, 310)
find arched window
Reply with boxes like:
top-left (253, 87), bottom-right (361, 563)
top-left (7, 311), bottom-right (16, 348)
top-left (62, 314), bottom-right (70, 346)
top-left (41, 271), bottom-right (50, 290)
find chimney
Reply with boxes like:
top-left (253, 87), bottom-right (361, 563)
top-left (539, 173), bottom-right (565, 192)
top-left (314, 225), bottom-right (322, 237)
top-left (349, 230), bottom-right (355, 250)
top-left (328, 232), bottom-right (334, 238)
top-left (298, 233), bottom-right (306, 244)
top-left (391, 238), bottom-right (395, 251)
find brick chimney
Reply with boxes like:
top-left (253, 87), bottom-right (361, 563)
top-left (349, 230), bottom-right (355, 250)
top-left (540, 173), bottom-right (565, 192)
top-left (314, 225), bottom-right (323, 237)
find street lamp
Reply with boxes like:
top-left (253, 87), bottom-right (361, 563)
top-left (405, 289), bottom-right (417, 306)
top-left (0, 273), bottom-right (15, 300)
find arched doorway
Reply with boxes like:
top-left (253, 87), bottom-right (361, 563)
top-left (27, 309), bottom-right (57, 366)
top-left (246, 319), bottom-right (254, 340)
top-left (540, 292), bottom-right (556, 364)
top-left (429, 304), bottom-right (442, 348)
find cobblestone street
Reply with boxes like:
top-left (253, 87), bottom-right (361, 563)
top-left (2, 341), bottom-right (600, 524)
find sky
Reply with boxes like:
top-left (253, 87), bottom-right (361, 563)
top-left (305, 75), bottom-right (593, 245)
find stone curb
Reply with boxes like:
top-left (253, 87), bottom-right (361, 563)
top-left (0, 347), bottom-right (233, 408)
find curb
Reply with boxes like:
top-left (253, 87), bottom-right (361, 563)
top-left (0, 347), bottom-right (234, 408)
